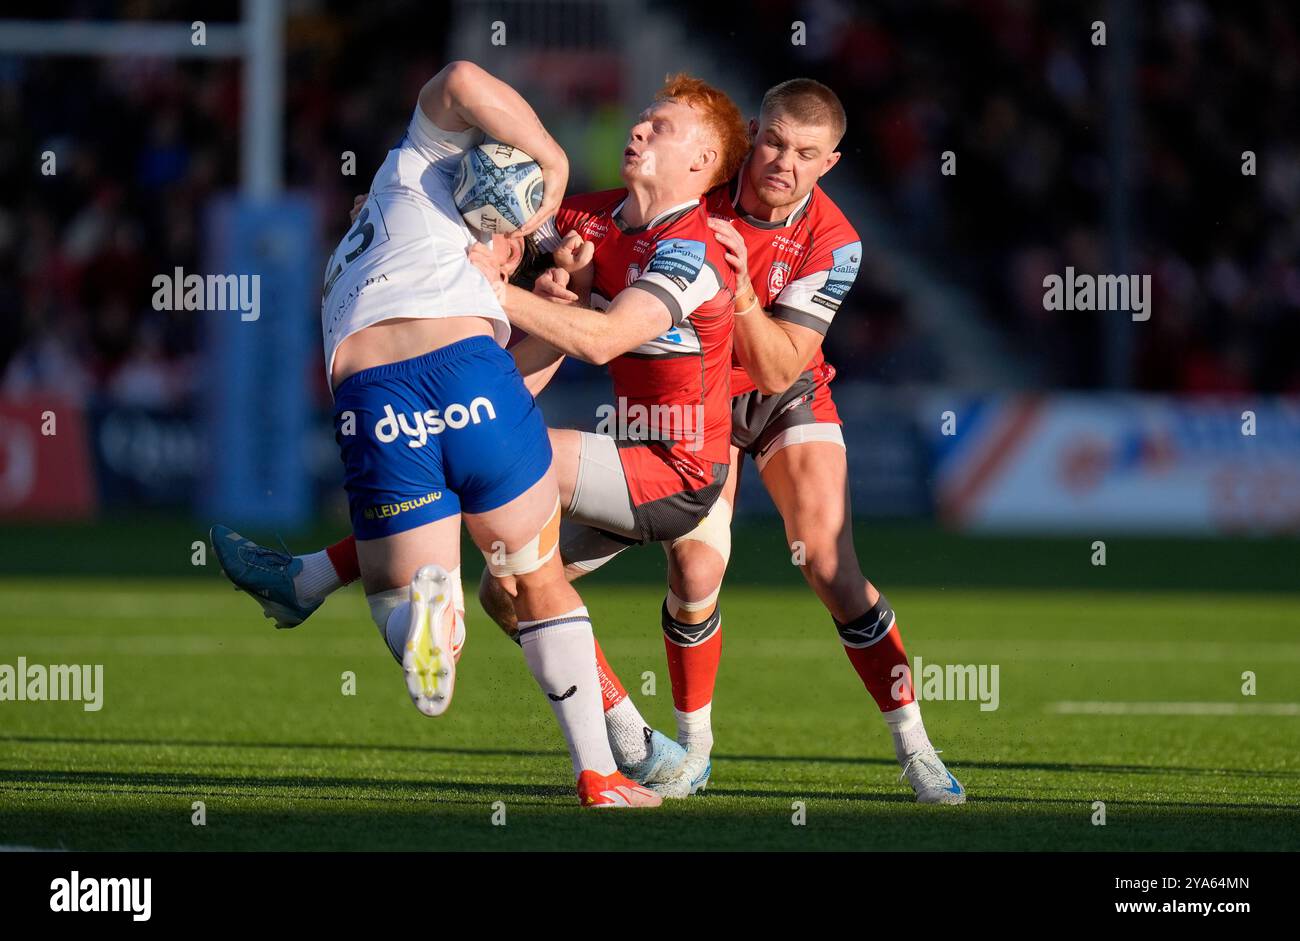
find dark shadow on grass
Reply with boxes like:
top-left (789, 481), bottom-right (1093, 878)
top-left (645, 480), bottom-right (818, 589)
top-left (1, 734), bottom-right (561, 760)
top-left (699, 787), bottom-right (1300, 811)
top-left (703, 786), bottom-right (911, 803)
top-left (6, 767), bottom-right (1300, 814)
top-left (5, 734), bottom-right (1298, 782)
top-left (0, 767), bottom-right (571, 803)
top-left (5, 517), bottom-right (1300, 592)
top-left (717, 753), bottom-right (1300, 780)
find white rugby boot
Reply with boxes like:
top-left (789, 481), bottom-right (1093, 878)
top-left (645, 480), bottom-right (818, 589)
top-left (900, 748), bottom-right (966, 804)
top-left (402, 565), bottom-right (458, 717)
top-left (648, 745), bottom-right (712, 799)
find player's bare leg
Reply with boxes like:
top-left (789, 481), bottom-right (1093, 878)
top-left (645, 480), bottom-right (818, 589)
top-left (465, 469), bottom-right (659, 807)
top-left (649, 451), bottom-right (739, 797)
top-left (760, 438), bottom-right (965, 804)
top-left (478, 428), bottom-right (689, 787)
top-left (482, 558), bottom-right (694, 790)
top-left (217, 428), bottom-right (579, 635)
top-left (474, 426), bottom-right (590, 637)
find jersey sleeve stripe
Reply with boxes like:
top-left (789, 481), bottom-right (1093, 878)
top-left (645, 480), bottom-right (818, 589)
top-left (771, 303), bottom-right (832, 336)
top-left (625, 278), bottom-right (685, 325)
top-left (619, 349), bottom-right (701, 361)
top-left (635, 264), bottom-right (724, 324)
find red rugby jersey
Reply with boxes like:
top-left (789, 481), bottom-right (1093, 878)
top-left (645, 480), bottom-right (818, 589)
top-left (704, 177), bottom-right (862, 397)
top-left (540, 188), bottom-right (737, 473)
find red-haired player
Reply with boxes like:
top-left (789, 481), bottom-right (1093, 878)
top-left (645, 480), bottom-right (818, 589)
top-left (527, 78), bottom-right (964, 803)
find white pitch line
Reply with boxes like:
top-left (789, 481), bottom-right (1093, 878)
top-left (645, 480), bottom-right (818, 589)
top-left (1049, 701), bottom-right (1300, 716)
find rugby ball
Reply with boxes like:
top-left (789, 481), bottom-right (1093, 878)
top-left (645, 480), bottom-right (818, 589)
top-left (453, 140), bottom-right (545, 234)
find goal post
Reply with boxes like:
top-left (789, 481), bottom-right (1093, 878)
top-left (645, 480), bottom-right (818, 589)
top-left (0, 3), bottom-right (281, 198)
top-left (3, 3), bottom-right (318, 528)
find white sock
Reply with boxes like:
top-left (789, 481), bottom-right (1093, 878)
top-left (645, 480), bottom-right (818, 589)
top-left (518, 607), bottom-right (617, 777)
top-left (367, 588), bottom-right (408, 664)
top-left (674, 703), bottom-right (714, 754)
top-left (382, 603), bottom-right (411, 663)
top-left (605, 697), bottom-right (652, 766)
top-left (294, 550), bottom-right (343, 605)
top-left (883, 701), bottom-right (932, 763)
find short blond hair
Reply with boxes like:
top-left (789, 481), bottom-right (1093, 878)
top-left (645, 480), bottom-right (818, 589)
top-left (760, 78), bottom-right (847, 145)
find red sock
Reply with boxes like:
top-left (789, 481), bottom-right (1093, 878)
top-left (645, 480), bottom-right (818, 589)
top-left (839, 598), bottom-right (913, 713)
top-left (325, 534), bottom-right (360, 585)
top-left (661, 605), bottom-right (722, 712)
top-left (592, 638), bottom-right (628, 712)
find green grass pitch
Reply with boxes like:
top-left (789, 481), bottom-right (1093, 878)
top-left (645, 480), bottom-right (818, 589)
top-left (0, 519), bottom-right (1297, 851)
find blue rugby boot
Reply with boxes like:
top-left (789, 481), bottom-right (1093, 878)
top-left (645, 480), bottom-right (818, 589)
top-left (210, 524), bottom-right (322, 629)
top-left (619, 729), bottom-right (688, 787)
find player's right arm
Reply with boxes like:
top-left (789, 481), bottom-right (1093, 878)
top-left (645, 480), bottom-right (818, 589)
top-left (708, 214), bottom-right (860, 395)
top-left (418, 61), bottom-right (567, 235)
top-left (709, 217), bottom-right (822, 394)
top-left (499, 281), bottom-right (670, 367)
top-left (486, 223), bottom-right (727, 365)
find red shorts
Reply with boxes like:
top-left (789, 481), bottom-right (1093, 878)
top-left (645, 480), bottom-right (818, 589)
top-left (730, 363), bottom-right (842, 459)
top-left (562, 432), bottom-right (728, 573)
top-left (619, 442), bottom-right (727, 543)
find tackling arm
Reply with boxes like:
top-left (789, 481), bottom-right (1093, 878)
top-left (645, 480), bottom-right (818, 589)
top-left (501, 283), bottom-right (671, 367)
top-left (732, 302), bottom-right (826, 395)
top-left (708, 216), bottom-right (826, 395)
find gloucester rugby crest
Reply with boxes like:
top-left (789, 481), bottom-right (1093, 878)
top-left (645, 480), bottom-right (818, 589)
top-left (767, 261), bottom-right (791, 296)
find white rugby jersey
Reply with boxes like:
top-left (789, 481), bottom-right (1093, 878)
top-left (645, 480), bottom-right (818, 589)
top-left (319, 105), bottom-right (510, 386)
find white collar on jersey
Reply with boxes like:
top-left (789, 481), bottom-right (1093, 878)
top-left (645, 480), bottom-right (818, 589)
top-left (612, 196), bottom-right (700, 233)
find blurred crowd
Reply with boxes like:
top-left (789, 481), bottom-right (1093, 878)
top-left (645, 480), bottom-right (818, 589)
top-left (702, 0), bottom-right (1300, 391)
top-left (2, 0), bottom-right (1299, 410)
top-left (0, 2), bottom-right (444, 408)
